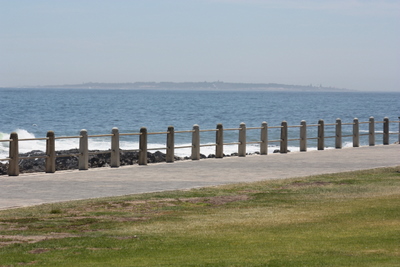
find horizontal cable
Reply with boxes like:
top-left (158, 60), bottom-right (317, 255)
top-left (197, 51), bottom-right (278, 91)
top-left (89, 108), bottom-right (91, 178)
top-left (287, 125), bottom-right (302, 128)
top-left (147, 132), bottom-right (169, 135)
top-left (0, 139), bottom-right (12, 142)
top-left (307, 137), bottom-right (320, 140)
top-left (175, 145), bottom-right (194, 149)
top-left (223, 142), bottom-right (240, 145)
top-left (147, 147), bottom-right (167, 151)
top-left (341, 123), bottom-right (355, 125)
top-left (199, 129), bottom-right (218, 132)
top-left (19, 137), bottom-right (48, 141)
top-left (324, 123), bottom-right (338, 126)
top-left (88, 134), bottom-right (113, 138)
top-left (307, 124), bottom-right (320, 127)
top-left (199, 143), bottom-right (217, 147)
top-left (342, 134), bottom-right (354, 137)
top-left (359, 133), bottom-right (370, 136)
top-left (269, 139), bottom-right (282, 143)
top-left (0, 158), bottom-right (9, 161)
top-left (359, 121), bottom-right (371, 124)
top-left (325, 136), bottom-right (336, 139)
top-left (175, 130), bottom-right (195, 133)
top-left (268, 126), bottom-right (283, 129)
top-left (287, 138), bottom-right (300, 141)
top-left (224, 128), bottom-right (241, 131)
top-left (120, 133), bottom-right (141, 136)
top-left (55, 136), bottom-right (81, 140)
top-left (247, 141), bottom-right (262, 144)
top-left (247, 127), bottom-right (263, 130)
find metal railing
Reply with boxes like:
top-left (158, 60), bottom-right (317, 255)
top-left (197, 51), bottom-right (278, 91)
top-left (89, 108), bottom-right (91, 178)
top-left (0, 116), bottom-right (399, 176)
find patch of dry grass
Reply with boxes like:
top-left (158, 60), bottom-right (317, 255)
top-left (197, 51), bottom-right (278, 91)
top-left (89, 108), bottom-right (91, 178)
top-left (0, 167), bottom-right (399, 266)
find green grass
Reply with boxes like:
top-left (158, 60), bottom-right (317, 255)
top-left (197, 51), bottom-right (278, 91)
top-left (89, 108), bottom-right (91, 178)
top-left (0, 167), bottom-right (399, 266)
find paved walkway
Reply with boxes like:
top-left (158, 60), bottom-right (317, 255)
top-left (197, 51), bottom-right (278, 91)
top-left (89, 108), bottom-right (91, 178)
top-left (0, 145), bottom-right (399, 210)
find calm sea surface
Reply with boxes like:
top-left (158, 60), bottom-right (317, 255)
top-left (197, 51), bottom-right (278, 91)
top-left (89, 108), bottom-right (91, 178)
top-left (1, 88), bottom-right (399, 158)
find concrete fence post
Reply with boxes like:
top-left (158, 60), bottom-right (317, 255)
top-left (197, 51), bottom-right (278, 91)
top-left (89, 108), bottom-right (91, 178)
top-left (8, 132), bottom-right (19, 176)
top-left (166, 126), bottom-right (175, 163)
top-left (318, 119), bottom-right (324, 150)
top-left (139, 127), bottom-right (148, 165)
top-left (335, 118), bottom-right (342, 149)
top-left (238, 122), bottom-right (246, 157)
top-left (369, 117), bottom-right (375, 146)
top-left (79, 129), bottom-right (88, 170)
top-left (280, 121), bottom-right (288, 153)
top-left (260, 121), bottom-right (268, 155)
top-left (383, 117), bottom-right (389, 145)
top-left (45, 131), bottom-right (56, 173)
top-left (216, 123), bottom-right (224, 158)
top-left (191, 124), bottom-right (200, 160)
top-left (111, 127), bottom-right (120, 167)
top-left (300, 120), bottom-right (307, 152)
top-left (353, 118), bottom-right (359, 147)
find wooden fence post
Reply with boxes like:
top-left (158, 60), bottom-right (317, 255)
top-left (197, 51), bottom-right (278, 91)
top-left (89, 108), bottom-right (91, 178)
top-left (300, 120), bottom-right (307, 152)
top-left (79, 129), bottom-right (88, 170)
top-left (318, 119), bottom-right (324, 150)
top-left (238, 122), bottom-right (246, 157)
top-left (353, 118), bottom-right (359, 147)
top-left (335, 118), bottom-right (342, 149)
top-left (216, 123), bottom-right (224, 158)
top-left (45, 131), bottom-right (56, 173)
top-left (166, 126), bottom-right (175, 163)
top-left (8, 132), bottom-right (19, 176)
top-left (369, 117), bottom-right (375, 146)
top-left (280, 121), bottom-right (288, 153)
top-left (383, 117), bottom-right (389, 145)
top-left (191, 124), bottom-right (200, 160)
top-left (260, 121), bottom-right (268, 155)
top-left (139, 127), bottom-right (148, 165)
top-left (398, 117), bottom-right (400, 143)
top-left (111, 127), bottom-right (120, 167)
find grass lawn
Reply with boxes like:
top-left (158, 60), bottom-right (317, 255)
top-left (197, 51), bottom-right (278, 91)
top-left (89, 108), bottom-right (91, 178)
top-left (0, 167), bottom-right (399, 266)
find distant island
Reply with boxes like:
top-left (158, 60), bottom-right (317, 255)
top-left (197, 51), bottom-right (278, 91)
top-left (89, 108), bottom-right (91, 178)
top-left (28, 81), bottom-right (353, 92)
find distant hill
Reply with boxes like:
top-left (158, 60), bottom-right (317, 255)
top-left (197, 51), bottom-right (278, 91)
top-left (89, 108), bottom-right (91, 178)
top-left (35, 81), bottom-right (354, 92)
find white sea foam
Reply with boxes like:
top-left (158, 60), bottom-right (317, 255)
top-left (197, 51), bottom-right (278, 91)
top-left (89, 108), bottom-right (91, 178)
top-left (1, 129), bottom-right (46, 160)
top-left (343, 141), bottom-right (353, 148)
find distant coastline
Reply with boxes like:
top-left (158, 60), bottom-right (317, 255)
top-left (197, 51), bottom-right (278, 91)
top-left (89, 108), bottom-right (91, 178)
top-left (12, 81), bottom-right (354, 92)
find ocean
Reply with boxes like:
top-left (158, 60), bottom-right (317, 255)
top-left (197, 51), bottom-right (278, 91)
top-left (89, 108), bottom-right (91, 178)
top-left (1, 88), bottom-right (399, 159)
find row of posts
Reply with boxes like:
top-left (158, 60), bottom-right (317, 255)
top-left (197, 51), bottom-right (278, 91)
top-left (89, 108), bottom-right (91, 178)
top-left (6, 117), bottom-right (396, 176)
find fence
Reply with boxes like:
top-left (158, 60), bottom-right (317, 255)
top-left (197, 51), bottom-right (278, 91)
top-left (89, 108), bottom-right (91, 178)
top-left (1, 116), bottom-right (399, 176)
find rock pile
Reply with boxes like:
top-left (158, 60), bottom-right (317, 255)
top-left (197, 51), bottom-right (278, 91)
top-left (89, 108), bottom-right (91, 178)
top-left (0, 149), bottom-right (184, 175)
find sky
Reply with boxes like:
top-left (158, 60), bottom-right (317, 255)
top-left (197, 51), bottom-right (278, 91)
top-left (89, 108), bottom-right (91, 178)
top-left (1, 0), bottom-right (399, 91)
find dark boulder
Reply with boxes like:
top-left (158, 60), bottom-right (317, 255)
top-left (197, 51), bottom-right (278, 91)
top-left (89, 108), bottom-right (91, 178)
top-left (273, 149), bottom-right (291, 153)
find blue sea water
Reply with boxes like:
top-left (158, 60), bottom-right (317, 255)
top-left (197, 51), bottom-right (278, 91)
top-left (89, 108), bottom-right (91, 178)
top-left (1, 88), bottom-right (399, 158)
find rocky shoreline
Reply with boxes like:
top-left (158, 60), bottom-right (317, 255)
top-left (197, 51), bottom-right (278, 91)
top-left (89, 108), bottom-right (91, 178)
top-left (0, 149), bottom-right (261, 175)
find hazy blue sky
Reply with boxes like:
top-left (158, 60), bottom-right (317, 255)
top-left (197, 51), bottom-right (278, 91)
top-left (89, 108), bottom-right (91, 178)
top-left (1, 0), bottom-right (399, 91)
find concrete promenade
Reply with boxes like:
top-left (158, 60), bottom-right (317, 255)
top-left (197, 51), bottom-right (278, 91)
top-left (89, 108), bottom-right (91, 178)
top-left (0, 145), bottom-right (398, 210)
